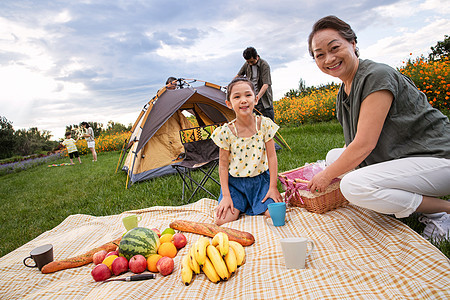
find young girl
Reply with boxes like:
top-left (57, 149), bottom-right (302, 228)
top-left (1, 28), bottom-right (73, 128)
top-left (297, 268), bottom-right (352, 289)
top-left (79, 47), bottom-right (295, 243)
top-left (211, 77), bottom-right (283, 225)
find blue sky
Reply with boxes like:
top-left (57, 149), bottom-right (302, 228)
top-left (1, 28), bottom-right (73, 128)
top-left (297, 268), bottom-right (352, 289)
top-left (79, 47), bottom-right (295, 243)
top-left (1, 0), bottom-right (448, 139)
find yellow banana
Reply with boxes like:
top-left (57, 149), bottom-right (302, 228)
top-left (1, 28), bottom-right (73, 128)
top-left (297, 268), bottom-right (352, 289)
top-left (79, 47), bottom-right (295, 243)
top-left (202, 256), bottom-right (220, 283)
top-left (206, 244), bottom-right (228, 280)
top-left (223, 246), bottom-right (237, 274)
top-left (229, 241), bottom-right (246, 266)
top-left (189, 244), bottom-right (201, 274)
top-left (195, 237), bottom-right (210, 267)
top-left (181, 254), bottom-right (193, 286)
top-left (211, 232), bottom-right (229, 257)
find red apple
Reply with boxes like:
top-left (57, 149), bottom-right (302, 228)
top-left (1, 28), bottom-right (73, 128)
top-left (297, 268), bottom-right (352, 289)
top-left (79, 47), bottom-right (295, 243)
top-left (91, 263), bottom-right (111, 282)
top-left (93, 250), bottom-right (108, 265)
top-left (105, 250), bottom-right (119, 258)
top-left (172, 233), bottom-right (187, 249)
top-left (129, 255), bottom-right (147, 274)
top-left (156, 256), bottom-right (174, 276)
top-left (111, 256), bottom-right (129, 276)
top-left (151, 228), bottom-right (161, 237)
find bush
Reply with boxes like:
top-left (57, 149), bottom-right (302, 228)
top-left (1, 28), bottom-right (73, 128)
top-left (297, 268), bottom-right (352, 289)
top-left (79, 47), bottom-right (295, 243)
top-left (74, 131), bottom-right (130, 155)
top-left (398, 55), bottom-right (449, 114)
top-left (275, 84), bottom-right (340, 126)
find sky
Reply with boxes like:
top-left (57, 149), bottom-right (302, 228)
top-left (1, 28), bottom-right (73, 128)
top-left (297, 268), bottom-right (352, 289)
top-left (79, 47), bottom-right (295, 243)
top-left (1, 0), bottom-right (449, 140)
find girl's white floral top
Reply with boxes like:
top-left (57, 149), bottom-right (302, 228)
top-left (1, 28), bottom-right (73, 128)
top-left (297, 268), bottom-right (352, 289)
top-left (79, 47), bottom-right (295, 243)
top-left (211, 115), bottom-right (279, 177)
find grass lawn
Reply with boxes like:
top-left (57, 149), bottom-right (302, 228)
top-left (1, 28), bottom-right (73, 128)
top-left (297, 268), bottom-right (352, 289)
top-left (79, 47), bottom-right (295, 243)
top-left (0, 121), bottom-right (448, 258)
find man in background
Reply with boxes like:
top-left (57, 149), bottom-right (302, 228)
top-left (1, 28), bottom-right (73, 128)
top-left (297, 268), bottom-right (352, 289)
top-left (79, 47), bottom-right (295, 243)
top-left (236, 47), bottom-right (274, 121)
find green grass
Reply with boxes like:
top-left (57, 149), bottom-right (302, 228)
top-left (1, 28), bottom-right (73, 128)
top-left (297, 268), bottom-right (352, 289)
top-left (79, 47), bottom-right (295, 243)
top-left (1, 121), bottom-right (448, 258)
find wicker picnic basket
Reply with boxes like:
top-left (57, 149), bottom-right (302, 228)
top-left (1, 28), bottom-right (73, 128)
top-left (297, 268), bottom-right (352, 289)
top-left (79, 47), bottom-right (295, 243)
top-left (278, 164), bottom-right (348, 214)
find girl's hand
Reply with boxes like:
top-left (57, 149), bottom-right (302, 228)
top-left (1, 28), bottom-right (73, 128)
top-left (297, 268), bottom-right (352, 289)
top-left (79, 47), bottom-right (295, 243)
top-left (307, 170), bottom-right (332, 194)
top-left (216, 196), bottom-right (235, 220)
top-left (262, 187), bottom-right (283, 203)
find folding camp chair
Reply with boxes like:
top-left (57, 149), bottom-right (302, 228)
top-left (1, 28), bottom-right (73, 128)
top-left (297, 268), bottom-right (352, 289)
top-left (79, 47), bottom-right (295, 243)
top-left (173, 124), bottom-right (221, 203)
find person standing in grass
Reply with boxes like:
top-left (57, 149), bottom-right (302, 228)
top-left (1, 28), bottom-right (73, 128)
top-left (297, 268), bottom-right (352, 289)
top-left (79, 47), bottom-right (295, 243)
top-left (80, 122), bottom-right (97, 162)
top-left (211, 77), bottom-right (283, 226)
top-left (236, 47), bottom-right (274, 121)
top-left (307, 15), bottom-right (450, 241)
top-left (61, 132), bottom-right (81, 164)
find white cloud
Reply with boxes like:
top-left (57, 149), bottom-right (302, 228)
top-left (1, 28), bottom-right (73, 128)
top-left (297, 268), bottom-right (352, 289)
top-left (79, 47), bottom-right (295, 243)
top-left (1, 0), bottom-right (448, 140)
top-left (420, 0), bottom-right (450, 13)
top-left (362, 17), bottom-right (449, 67)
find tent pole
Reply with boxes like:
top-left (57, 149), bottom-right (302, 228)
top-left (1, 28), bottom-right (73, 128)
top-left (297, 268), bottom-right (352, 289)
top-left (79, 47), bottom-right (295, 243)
top-left (275, 131), bottom-right (291, 151)
top-left (115, 138), bottom-right (129, 173)
top-left (127, 150), bottom-right (138, 189)
top-left (253, 108), bottom-right (291, 150)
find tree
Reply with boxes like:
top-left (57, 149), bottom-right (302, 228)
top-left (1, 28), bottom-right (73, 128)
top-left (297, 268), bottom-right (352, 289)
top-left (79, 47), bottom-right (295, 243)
top-left (14, 127), bottom-right (56, 156)
top-left (429, 35), bottom-right (449, 61)
top-left (284, 78), bottom-right (339, 98)
top-left (103, 120), bottom-right (131, 135)
top-left (0, 116), bottom-right (16, 159)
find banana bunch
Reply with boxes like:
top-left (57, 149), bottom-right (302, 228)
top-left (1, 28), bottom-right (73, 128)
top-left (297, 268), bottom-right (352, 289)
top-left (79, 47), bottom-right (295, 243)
top-left (180, 233), bottom-right (246, 285)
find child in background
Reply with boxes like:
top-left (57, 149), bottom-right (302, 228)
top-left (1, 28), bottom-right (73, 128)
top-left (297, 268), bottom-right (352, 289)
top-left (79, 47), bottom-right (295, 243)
top-left (61, 132), bottom-right (81, 164)
top-left (211, 77), bottom-right (283, 225)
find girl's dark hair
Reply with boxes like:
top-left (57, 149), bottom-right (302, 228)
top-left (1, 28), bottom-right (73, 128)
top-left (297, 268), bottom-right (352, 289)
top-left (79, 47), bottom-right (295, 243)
top-left (226, 77), bottom-right (256, 101)
top-left (81, 121), bottom-right (90, 128)
top-left (308, 15), bottom-right (359, 57)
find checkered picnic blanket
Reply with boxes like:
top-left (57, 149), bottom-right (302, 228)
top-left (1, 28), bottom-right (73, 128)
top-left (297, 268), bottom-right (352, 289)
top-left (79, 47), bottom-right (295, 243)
top-left (0, 199), bottom-right (449, 299)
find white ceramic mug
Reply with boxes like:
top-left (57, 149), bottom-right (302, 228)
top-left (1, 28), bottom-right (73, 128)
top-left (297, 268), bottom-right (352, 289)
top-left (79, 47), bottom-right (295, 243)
top-left (280, 237), bottom-right (314, 269)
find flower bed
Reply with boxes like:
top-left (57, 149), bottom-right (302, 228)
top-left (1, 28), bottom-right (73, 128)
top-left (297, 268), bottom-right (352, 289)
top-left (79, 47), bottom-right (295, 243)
top-left (0, 151), bottom-right (65, 176)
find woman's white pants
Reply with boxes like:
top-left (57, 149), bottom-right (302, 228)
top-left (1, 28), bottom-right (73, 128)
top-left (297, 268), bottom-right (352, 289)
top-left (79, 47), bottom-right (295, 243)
top-left (326, 148), bottom-right (450, 218)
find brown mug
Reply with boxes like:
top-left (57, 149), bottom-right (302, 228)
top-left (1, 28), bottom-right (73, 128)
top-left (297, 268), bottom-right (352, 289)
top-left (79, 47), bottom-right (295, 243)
top-left (23, 244), bottom-right (53, 271)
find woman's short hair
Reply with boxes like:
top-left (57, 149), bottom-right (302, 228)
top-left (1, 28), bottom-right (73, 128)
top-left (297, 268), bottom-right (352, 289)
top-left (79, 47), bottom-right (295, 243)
top-left (308, 15), bottom-right (359, 57)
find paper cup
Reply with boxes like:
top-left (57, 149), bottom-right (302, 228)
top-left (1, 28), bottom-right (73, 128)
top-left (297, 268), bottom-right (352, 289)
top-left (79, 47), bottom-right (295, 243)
top-left (268, 202), bottom-right (286, 226)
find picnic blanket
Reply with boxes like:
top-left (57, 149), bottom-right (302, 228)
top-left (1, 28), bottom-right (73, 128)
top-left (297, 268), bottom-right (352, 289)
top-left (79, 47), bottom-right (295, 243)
top-left (1, 199), bottom-right (449, 299)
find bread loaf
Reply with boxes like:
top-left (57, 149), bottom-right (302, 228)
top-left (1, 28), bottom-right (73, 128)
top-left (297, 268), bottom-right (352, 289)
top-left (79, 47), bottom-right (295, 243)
top-left (169, 220), bottom-right (255, 246)
top-left (41, 237), bottom-right (121, 274)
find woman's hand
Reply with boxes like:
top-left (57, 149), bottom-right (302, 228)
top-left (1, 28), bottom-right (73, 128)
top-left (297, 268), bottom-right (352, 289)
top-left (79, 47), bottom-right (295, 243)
top-left (262, 187), bottom-right (283, 203)
top-left (216, 196), bottom-right (235, 220)
top-left (307, 169), bottom-right (333, 193)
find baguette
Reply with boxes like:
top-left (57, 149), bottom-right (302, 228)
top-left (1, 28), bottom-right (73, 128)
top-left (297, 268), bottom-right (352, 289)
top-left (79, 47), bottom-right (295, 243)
top-left (169, 220), bottom-right (255, 246)
top-left (41, 237), bottom-right (121, 274)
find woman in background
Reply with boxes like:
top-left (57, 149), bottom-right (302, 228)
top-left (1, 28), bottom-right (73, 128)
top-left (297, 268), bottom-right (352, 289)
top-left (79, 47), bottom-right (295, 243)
top-left (81, 122), bottom-right (98, 162)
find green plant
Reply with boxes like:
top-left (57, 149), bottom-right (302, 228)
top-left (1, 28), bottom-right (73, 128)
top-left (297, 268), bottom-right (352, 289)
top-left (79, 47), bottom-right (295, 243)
top-left (429, 35), bottom-right (450, 61)
top-left (275, 85), bottom-right (340, 126)
top-left (398, 55), bottom-right (449, 113)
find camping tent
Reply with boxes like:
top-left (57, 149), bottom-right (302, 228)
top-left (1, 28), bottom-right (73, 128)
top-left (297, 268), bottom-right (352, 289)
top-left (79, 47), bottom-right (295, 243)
top-left (119, 79), bottom-right (235, 187)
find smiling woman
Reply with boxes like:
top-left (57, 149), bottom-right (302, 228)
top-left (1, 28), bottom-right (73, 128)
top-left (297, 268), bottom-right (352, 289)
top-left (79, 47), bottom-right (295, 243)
top-left (305, 15), bottom-right (450, 242)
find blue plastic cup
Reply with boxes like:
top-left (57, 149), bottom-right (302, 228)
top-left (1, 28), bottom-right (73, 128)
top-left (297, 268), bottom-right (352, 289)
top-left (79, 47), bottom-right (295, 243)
top-left (268, 202), bottom-right (286, 226)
